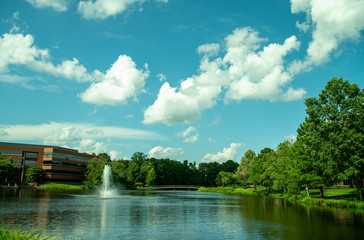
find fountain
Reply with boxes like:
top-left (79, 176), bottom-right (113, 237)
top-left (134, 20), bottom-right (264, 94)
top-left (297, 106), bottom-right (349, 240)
top-left (100, 165), bottom-right (118, 198)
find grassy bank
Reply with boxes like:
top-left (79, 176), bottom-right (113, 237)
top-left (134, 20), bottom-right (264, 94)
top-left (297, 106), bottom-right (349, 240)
top-left (198, 186), bottom-right (364, 209)
top-left (39, 183), bottom-right (86, 191)
top-left (0, 226), bottom-right (61, 240)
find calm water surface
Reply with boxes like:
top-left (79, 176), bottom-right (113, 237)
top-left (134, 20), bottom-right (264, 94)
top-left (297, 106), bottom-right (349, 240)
top-left (1, 188), bottom-right (364, 239)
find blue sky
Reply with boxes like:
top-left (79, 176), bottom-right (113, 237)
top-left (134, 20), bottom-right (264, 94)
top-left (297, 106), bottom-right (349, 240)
top-left (0, 0), bottom-right (363, 163)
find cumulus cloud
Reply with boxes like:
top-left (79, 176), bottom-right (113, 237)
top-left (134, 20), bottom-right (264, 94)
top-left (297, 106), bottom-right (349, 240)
top-left (201, 143), bottom-right (241, 163)
top-left (289, 0), bottom-right (364, 73)
top-left (157, 73), bottom-right (166, 81)
top-left (109, 150), bottom-right (123, 160)
top-left (177, 126), bottom-right (199, 143)
top-left (0, 31), bottom-right (98, 82)
top-left (79, 55), bottom-right (149, 105)
top-left (0, 74), bottom-right (34, 89)
top-left (0, 122), bottom-right (165, 157)
top-left (143, 27), bottom-right (305, 125)
top-left (0, 122), bottom-right (164, 143)
top-left (148, 146), bottom-right (184, 159)
top-left (197, 43), bottom-right (220, 57)
top-left (78, 139), bottom-right (107, 154)
top-left (78, 0), bottom-right (169, 19)
top-left (224, 29), bottom-right (303, 102)
top-left (26, 0), bottom-right (69, 12)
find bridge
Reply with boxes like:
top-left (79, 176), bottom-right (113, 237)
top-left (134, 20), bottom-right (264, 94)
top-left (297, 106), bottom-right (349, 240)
top-left (145, 185), bottom-right (202, 191)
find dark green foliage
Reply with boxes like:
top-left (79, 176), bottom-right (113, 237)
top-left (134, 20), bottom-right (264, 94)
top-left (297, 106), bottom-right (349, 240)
top-left (110, 160), bottom-right (129, 186)
top-left (215, 171), bottom-right (238, 186)
top-left (233, 78), bottom-right (363, 200)
top-left (25, 166), bottom-right (46, 184)
top-left (296, 77), bottom-right (364, 199)
top-left (0, 153), bottom-right (18, 185)
top-left (83, 157), bottom-right (107, 187)
top-left (84, 152), bottom-right (234, 188)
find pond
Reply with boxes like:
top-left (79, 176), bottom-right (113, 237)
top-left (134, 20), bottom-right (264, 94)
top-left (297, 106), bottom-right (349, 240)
top-left (1, 188), bottom-right (364, 239)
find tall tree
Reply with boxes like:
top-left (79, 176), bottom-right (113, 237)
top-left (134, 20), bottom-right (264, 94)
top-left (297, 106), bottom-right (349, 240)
top-left (25, 166), bottom-right (46, 185)
top-left (84, 157), bottom-right (107, 187)
top-left (0, 153), bottom-right (18, 184)
top-left (131, 152), bottom-right (147, 164)
top-left (297, 78), bottom-right (364, 199)
top-left (236, 150), bottom-right (256, 185)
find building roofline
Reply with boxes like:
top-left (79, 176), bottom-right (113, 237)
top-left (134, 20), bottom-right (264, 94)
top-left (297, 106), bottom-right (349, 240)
top-left (0, 141), bottom-right (78, 153)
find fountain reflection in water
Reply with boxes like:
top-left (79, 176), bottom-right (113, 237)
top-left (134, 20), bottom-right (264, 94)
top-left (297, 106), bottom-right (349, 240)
top-left (100, 165), bottom-right (118, 198)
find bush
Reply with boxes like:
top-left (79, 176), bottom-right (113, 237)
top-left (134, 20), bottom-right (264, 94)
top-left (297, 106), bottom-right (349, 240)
top-left (25, 167), bottom-right (46, 185)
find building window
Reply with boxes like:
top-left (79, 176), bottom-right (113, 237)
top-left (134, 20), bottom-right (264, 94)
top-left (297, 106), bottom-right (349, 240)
top-left (43, 152), bottom-right (91, 163)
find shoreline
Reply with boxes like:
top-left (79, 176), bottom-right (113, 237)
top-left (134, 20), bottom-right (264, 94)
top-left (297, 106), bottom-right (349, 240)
top-left (197, 186), bottom-right (364, 210)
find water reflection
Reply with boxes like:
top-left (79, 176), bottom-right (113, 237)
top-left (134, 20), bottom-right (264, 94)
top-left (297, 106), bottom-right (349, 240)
top-left (1, 189), bottom-right (364, 240)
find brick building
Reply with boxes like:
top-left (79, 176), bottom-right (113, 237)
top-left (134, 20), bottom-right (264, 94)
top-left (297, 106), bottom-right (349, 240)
top-left (0, 142), bottom-right (94, 183)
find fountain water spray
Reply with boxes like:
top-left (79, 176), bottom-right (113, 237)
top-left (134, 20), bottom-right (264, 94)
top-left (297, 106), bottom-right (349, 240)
top-left (100, 165), bottom-right (118, 198)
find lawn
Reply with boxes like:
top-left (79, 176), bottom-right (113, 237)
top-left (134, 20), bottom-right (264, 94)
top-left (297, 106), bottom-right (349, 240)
top-left (40, 182), bottom-right (85, 190)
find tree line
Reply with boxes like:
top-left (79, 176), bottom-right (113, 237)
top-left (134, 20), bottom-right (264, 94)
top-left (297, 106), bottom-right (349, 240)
top-left (84, 151), bottom-right (239, 188)
top-left (1, 78), bottom-right (363, 201)
top-left (236, 78), bottom-right (363, 200)
top-left (85, 78), bottom-right (363, 200)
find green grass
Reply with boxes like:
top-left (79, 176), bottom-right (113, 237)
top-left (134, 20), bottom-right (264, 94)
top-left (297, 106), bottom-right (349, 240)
top-left (39, 183), bottom-right (86, 190)
top-left (300, 188), bottom-right (357, 199)
top-left (198, 186), bottom-right (266, 195)
top-left (0, 226), bottom-right (61, 240)
top-left (198, 186), bottom-right (364, 209)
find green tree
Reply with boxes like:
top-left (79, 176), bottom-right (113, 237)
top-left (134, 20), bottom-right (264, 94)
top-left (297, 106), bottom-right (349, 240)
top-left (222, 160), bottom-right (239, 173)
top-left (215, 171), bottom-right (237, 186)
top-left (84, 157), bottom-right (107, 187)
top-left (127, 161), bottom-right (141, 185)
top-left (236, 150), bottom-right (256, 185)
top-left (139, 161), bottom-right (154, 184)
top-left (258, 148), bottom-right (275, 194)
top-left (145, 167), bottom-right (156, 186)
top-left (97, 153), bottom-right (111, 161)
top-left (198, 162), bottom-right (223, 186)
top-left (111, 160), bottom-right (129, 186)
top-left (0, 153), bottom-right (18, 184)
top-left (25, 166), bottom-right (46, 185)
top-left (131, 152), bottom-right (147, 164)
top-left (271, 141), bottom-right (299, 195)
top-left (297, 78), bottom-right (364, 199)
top-left (247, 148), bottom-right (272, 190)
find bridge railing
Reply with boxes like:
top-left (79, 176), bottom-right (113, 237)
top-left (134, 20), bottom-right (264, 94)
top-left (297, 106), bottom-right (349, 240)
top-left (145, 185), bottom-right (202, 190)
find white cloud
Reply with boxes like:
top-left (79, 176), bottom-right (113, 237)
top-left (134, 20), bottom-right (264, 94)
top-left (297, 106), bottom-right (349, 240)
top-left (0, 122), bottom-right (164, 143)
top-left (109, 150), bottom-right (123, 160)
top-left (224, 29), bottom-right (302, 102)
top-left (78, 0), bottom-right (141, 19)
top-left (79, 55), bottom-right (149, 105)
top-left (78, 0), bottom-right (168, 19)
top-left (148, 146), bottom-right (184, 159)
top-left (0, 32), bottom-right (98, 82)
top-left (26, 0), bottom-right (69, 12)
top-left (178, 126), bottom-right (196, 138)
top-left (184, 135), bottom-right (199, 143)
top-left (289, 0), bottom-right (364, 73)
top-left (0, 122), bottom-right (165, 157)
top-left (78, 139), bottom-right (107, 154)
top-left (143, 27), bottom-right (305, 125)
top-left (157, 73), bottom-right (166, 81)
top-left (177, 126), bottom-right (199, 143)
top-left (197, 43), bottom-right (220, 57)
top-left (0, 74), bottom-right (33, 89)
top-left (201, 143), bottom-right (241, 163)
